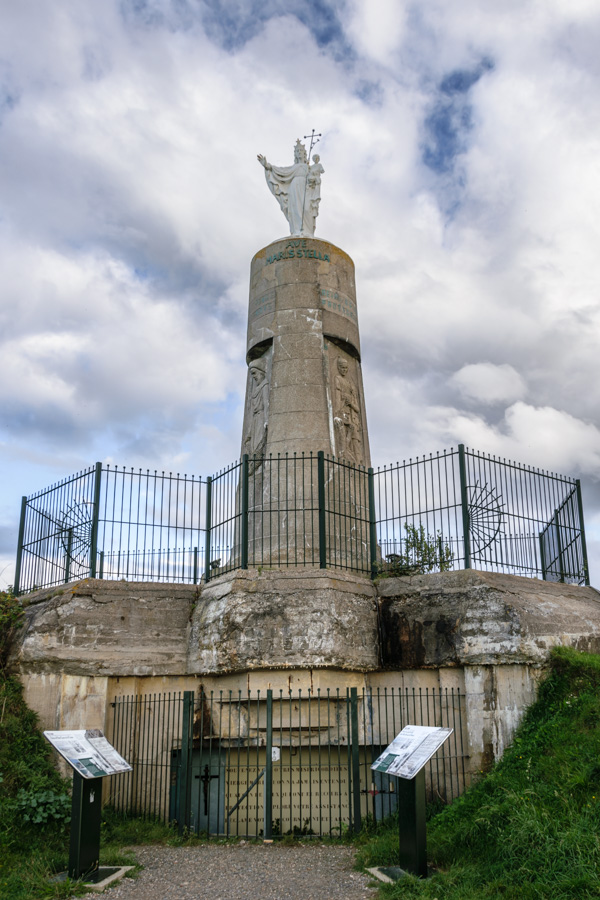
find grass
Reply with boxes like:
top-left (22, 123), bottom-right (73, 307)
top-left (356, 646), bottom-right (600, 899)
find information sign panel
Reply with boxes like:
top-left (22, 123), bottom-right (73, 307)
top-left (371, 725), bottom-right (453, 780)
top-left (44, 729), bottom-right (132, 780)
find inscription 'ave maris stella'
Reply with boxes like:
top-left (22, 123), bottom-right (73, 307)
top-left (266, 239), bottom-right (330, 266)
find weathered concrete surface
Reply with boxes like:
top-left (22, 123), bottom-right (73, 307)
top-left (13, 579), bottom-right (196, 676)
top-left (12, 570), bottom-right (600, 679)
top-left (10, 569), bottom-right (600, 774)
top-left (188, 568), bottom-right (379, 674)
top-left (242, 238), bottom-right (371, 464)
top-left (377, 569), bottom-right (600, 668)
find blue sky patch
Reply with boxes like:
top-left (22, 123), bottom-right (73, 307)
top-left (422, 57), bottom-right (494, 174)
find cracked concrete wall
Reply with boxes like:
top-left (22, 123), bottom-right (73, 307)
top-left (9, 568), bottom-right (600, 778)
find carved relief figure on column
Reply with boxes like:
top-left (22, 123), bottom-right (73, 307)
top-left (333, 356), bottom-right (363, 465)
top-left (244, 357), bottom-right (270, 462)
top-left (257, 139), bottom-right (322, 237)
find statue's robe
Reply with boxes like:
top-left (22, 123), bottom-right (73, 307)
top-left (264, 162), bottom-right (313, 236)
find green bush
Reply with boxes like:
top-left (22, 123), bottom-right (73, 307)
top-left (377, 523), bottom-right (454, 577)
top-left (14, 788), bottom-right (71, 826)
top-left (0, 589), bottom-right (24, 672)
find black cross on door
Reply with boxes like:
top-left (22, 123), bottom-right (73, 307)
top-left (196, 764), bottom-right (219, 816)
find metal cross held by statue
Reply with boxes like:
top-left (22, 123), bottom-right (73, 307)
top-left (303, 128), bottom-right (322, 159)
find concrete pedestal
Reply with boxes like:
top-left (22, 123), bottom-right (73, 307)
top-left (242, 237), bottom-right (370, 464)
top-left (239, 238), bottom-right (372, 567)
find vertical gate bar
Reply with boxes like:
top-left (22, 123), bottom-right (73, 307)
top-left (317, 688), bottom-right (323, 837)
top-left (575, 480), bottom-right (590, 585)
top-left (150, 694), bottom-right (159, 822)
top-left (554, 509), bottom-right (565, 583)
top-left (368, 467), bottom-right (378, 579)
top-left (350, 687), bottom-right (362, 834)
top-left (225, 692), bottom-right (233, 838)
top-left (336, 689), bottom-right (343, 836)
top-left (317, 451), bottom-right (327, 569)
top-left (288, 689), bottom-right (293, 835)
top-left (13, 496), bottom-right (27, 596)
top-left (298, 689), bottom-right (303, 829)
top-left (124, 695), bottom-right (134, 814)
top-left (307, 689), bottom-right (312, 833)
top-left (207, 692), bottom-right (214, 839)
top-left (264, 689), bottom-right (273, 839)
top-left (235, 690), bottom-right (242, 837)
top-left (345, 691), bottom-right (353, 832)
top-left (89, 462), bottom-right (102, 578)
top-left (178, 690), bottom-right (194, 835)
top-left (280, 691), bottom-right (285, 833)
top-left (204, 476), bottom-right (213, 583)
top-left (241, 454), bottom-right (249, 570)
top-left (142, 696), bottom-right (153, 820)
top-left (539, 531), bottom-right (547, 581)
top-left (64, 528), bottom-right (73, 583)
top-left (193, 547), bottom-right (198, 585)
top-left (458, 444), bottom-right (471, 569)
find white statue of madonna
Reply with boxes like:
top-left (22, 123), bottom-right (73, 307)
top-left (257, 139), bottom-right (323, 237)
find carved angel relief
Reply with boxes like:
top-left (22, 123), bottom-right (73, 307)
top-left (332, 355), bottom-right (364, 465)
top-left (244, 353), bottom-right (270, 468)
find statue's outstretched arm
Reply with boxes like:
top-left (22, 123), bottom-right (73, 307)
top-left (257, 154), bottom-right (271, 171)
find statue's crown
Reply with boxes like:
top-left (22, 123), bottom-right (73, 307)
top-left (294, 138), bottom-right (308, 162)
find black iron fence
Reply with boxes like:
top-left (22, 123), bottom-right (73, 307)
top-left (14, 444), bottom-right (589, 593)
top-left (106, 686), bottom-right (468, 838)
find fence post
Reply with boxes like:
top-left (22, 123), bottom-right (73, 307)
top-left (178, 691), bottom-right (194, 835)
top-left (193, 547), bottom-right (198, 585)
top-left (89, 462), bottom-right (102, 578)
top-left (539, 533), bottom-right (547, 581)
top-left (350, 687), bottom-right (362, 834)
top-left (368, 467), bottom-right (378, 579)
top-left (65, 528), bottom-right (73, 583)
top-left (264, 689), bottom-right (273, 839)
top-left (554, 509), bottom-right (565, 584)
top-left (575, 480), bottom-right (590, 586)
top-left (204, 477), bottom-right (213, 583)
top-left (458, 445), bottom-right (471, 569)
top-left (241, 455), bottom-right (249, 570)
top-left (13, 496), bottom-right (27, 596)
top-left (317, 451), bottom-right (327, 569)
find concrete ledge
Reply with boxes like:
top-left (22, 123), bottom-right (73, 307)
top-left (11, 570), bottom-right (600, 678)
top-left (377, 569), bottom-right (600, 668)
top-left (14, 579), bottom-right (197, 676)
top-left (189, 567), bottom-right (379, 674)
top-left (51, 865), bottom-right (135, 891)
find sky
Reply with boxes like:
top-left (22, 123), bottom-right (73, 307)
top-left (1, 0), bottom-right (600, 587)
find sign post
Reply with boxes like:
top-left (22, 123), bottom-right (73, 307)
top-left (370, 725), bottom-right (453, 881)
top-left (397, 768), bottom-right (427, 877)
top-left (68, 772), bottom-right (103, 881)
top-left (44, 729), bottom-right (132, 886)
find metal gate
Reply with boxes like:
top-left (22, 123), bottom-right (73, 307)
top-left (107, 686), bottom-right (468, 838)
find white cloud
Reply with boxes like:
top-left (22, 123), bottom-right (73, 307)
top-left (451, 363), bottom-right (526, 406)
top-left (344, 0), bottom-right (407, 65)
top-left (1, 1), bottom-right (600, 581)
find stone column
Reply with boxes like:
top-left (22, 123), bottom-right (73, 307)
top-left (239, 237), bottom-right (371, 568)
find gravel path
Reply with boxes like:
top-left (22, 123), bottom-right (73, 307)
top-left (106, 843), bottom-right (379, 900)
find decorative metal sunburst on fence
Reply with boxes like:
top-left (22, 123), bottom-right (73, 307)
top-left (59, 500), bottom-right (94, 567)
top-left (467, 482), bottom-right (505, 554)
